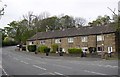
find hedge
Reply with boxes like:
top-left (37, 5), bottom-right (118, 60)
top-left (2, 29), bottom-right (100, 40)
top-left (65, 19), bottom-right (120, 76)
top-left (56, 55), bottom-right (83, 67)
top-left (38, 45), bottom-right (48, 53)
top-left (51, 44), bottom-right (58, 53)
top-left (27, 45), bottom-right (36, 52)
top-left (2, 41), bottom-right (17, 47)
top-left (44, 47), bottom-right (50, 53)
top-left (68, 48), bottom-right (82, 54)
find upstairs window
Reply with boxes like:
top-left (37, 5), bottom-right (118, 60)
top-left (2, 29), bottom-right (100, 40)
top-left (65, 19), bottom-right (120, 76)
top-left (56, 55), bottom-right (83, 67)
top-left (55, 39), bottom-right (61, 43)
top-left (68, 37), bottom-right (74, 43)
top-left (97, 35), bottom-right (104, 41)
top-left (81, 36), bottom-right (88, 42)
top-left (40, 40), bottom-right (45, 44)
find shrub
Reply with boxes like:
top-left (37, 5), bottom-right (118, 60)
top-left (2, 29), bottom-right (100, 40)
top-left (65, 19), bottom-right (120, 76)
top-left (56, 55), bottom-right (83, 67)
top-left (68, 48), bottom-right (82, 54)
top-left (38, 45), bottom-right (48, 53)
top-left (27, 45), bottom-right (36, 52)
top-left (2, 40), bottom-right (17, 47)
top-left (51, 44), bottom-right (58, 53)
top-left (44, 47), bottom-right (50, 53)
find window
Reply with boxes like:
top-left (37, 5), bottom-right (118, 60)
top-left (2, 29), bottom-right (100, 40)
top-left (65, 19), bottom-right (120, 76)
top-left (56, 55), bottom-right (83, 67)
top-left (82, 47), bottom-right (88, 52)
top-left (81, 36), bottom-right (88, 42)
top-left (40, 40), bottom-right (45, 44)
top-left (97, 47), bottom-right (104, 52)
top-left (29, 41), bottom-right (34, 45)
top-left (55, 39), bottom-right (61, 43)
top-left (108, 47), bottom-right (112, 53)
top-left (68, 37), bottom-right (74, 43)
top-left (97, 35), bottom-right (104, 41)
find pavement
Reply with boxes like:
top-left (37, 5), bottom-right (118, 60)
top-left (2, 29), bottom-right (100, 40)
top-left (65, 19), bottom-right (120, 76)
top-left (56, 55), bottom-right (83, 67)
top-left (1, 46), bottom-right (119, 76)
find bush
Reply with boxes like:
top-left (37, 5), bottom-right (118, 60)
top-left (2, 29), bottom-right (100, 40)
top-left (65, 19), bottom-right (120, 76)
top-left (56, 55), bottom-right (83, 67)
top-left (44, 47), bottom-right (50, 53)
top-left (38, 45), bottom-right (48, 53)
top-left (27, 45), bottom-right (36, 52)
top-left (68, 48), bottom-right (82, 54)
top-left (2, 41), bottom-right (17, 47)
top-left (51, 44), bottom-right (58, 53)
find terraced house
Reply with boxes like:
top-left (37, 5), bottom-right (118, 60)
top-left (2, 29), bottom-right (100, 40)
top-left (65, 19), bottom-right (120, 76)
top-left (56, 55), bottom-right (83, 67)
top-left (27, 24), bottom-right (119, 54)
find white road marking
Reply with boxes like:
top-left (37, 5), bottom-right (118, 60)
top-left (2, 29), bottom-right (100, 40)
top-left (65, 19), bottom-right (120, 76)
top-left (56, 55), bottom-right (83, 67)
top-left (49, 73), bottom-right (55, 75)
top-left (105, 65), bottom-right (118, 68)
top-left (2, 68), bottom-right (8, 75)
top-left (33, 65), bottom-right (46, 70)
top-left (84, 70), bottom-right (107, 75)
top-left (54, 72), bottom-right (63, 75)
top-left (91, 64), bottom-right (118, 68)
top-left (20, 61), bottom-right (29, 64)
top-left (38, 72), bottom-right (55, 75)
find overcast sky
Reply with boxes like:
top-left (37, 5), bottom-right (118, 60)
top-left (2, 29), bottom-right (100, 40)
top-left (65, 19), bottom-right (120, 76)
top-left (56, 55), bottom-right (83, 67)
top-left (0, 0), bottom-right (119, 28)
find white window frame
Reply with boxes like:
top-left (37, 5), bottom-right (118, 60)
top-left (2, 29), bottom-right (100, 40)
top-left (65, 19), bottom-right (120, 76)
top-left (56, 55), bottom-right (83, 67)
top-left (97, 35), bottom-right (104, 41)
top-left (55, 39), bottom-right (61, 43)
top-left (81, 47), bottom-right (88, 52)
top-left (68, 37), bottom-right (74, 43)
top-left (81, 36), bottom-right (88, 42)
top-left (108, 47), bottom-right (112, 53)
top-left (29, 41), bottom-right (34, 45)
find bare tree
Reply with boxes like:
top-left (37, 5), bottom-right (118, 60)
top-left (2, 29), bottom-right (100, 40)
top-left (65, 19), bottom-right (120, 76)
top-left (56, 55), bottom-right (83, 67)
top-left (39, 11), bottom-right (50, 20)
top-left (23, 11), bottom-right (34, 30)
top-left (0, 0), bottom-right (7, 19)
top-left (74, 17), bottom-right (86, 27)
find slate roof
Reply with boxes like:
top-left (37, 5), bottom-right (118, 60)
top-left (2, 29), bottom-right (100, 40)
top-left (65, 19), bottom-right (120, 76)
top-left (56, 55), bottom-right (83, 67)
top-left (27, 25), bottom-right (116, 41)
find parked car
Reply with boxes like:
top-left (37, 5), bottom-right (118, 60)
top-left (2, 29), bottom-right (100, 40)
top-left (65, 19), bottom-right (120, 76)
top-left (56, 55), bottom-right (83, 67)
top-left (16, 44), bottom-right (20, 47)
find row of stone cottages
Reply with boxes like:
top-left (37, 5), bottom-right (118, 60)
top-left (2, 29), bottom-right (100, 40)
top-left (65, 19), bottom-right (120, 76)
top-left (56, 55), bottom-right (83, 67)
top-left (26, 24), bottom-right (119, 54)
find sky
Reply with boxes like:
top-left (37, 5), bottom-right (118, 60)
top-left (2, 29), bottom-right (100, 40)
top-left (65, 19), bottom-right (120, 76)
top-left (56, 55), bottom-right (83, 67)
top-left (0, 0), bottom-right (119, 28)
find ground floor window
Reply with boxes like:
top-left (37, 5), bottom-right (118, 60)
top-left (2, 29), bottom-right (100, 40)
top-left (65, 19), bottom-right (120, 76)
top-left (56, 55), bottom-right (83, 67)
top-left (108, 47), bottom-right (112, 53)
top-left (97, 46), bottom-right (104, 52)
top-left (81, 47), bottom-right (88, 52)
top-left (29, 41), bottom-right (34, 45)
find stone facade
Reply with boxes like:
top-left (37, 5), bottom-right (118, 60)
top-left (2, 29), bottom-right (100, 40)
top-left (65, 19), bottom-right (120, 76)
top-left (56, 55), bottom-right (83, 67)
top-left (27, 33), bottom-right (116, 53)
top-left (27, 25), bottom-right (117, 53)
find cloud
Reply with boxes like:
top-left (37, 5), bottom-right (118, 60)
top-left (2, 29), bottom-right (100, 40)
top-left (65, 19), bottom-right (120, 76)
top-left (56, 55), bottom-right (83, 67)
top-left (0, 0), bottom-right (118, 28)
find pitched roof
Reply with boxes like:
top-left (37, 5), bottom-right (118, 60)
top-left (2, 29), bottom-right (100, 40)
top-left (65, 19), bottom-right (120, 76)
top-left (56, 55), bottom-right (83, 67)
top-left (27, 25), bottom-right (116, 41)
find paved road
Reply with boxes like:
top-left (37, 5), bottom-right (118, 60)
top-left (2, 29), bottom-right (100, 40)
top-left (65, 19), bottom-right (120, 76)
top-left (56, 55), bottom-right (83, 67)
top-left (2, 46), bottom-right (119, 76)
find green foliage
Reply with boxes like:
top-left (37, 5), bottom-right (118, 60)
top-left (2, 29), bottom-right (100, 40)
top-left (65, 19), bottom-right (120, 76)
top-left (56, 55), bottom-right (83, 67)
top-left (44, 47), bottom-right (50, 53)
top-left (38, 45), bottom-right (48, 53)
top-left (51, 44), bottom-right (58, 53)
top-left (2, 36), bottom-right (17, 46)
top-left (68, 48), bottom-right (82, 54)
top-left (2, 41), bottom-right (17, 47)
top-left (88, 15), bottom-right (110, 26)
top-left (27, 45), bottom-right (36, 52)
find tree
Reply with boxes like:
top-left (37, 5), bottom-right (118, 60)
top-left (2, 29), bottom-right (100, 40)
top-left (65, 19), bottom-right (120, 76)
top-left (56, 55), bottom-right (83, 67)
top-left (88, 15), bottom-right (110, 26)
top-left (74, 17), bottom-right (86, 27)
top-left (59, 15), bottom-right (75, 29)
top-left (0, 1), bottom-right (7, 19)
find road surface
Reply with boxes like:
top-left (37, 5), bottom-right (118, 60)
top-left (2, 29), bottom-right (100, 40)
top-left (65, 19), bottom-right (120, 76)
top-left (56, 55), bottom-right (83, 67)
top-left (1, 46), bottom-right (119, 76)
